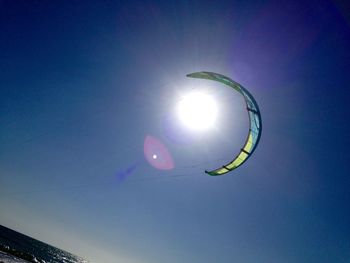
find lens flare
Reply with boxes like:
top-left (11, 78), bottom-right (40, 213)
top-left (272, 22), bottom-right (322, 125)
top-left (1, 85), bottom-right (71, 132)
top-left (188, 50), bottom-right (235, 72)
top-left (144, 135), bottom-right (174, 170)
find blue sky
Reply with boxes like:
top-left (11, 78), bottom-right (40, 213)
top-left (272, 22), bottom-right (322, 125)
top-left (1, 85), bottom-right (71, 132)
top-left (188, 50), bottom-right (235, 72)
top-left (0, 1), bottom-right (349, 262)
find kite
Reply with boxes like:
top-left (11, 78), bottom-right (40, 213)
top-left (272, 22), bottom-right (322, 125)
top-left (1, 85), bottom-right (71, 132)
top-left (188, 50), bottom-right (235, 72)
top-left (186, 71), bottom-right (262, 176)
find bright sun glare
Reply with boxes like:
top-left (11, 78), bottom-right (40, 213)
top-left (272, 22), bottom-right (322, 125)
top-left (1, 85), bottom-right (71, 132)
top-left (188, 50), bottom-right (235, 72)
top-left (176, 91), bottom-right (218, 131)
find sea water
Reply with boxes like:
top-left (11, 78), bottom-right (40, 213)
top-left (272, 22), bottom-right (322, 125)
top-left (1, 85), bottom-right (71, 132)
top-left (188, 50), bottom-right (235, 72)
top-left (0, 225), bottom-right (88, 263)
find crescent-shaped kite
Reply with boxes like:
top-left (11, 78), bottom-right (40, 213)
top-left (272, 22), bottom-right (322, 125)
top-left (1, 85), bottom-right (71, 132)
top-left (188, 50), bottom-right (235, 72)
top-left (186, 71), bottom-right (262, 176)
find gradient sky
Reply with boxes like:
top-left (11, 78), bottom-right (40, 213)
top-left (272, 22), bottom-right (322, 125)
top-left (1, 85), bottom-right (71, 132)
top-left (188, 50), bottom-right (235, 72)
top-left (1, 1), bottom-right (349, 262)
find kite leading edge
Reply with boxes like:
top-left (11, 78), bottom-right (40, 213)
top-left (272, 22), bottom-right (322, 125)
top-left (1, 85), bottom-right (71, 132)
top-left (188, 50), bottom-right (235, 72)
top-left (186, 71), bottom-right (262, 176)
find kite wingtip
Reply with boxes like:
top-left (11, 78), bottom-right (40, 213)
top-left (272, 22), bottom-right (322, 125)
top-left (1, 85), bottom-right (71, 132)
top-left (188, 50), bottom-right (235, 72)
top-left (186, 71), bottom-right (213, 80)
top-left (205, 170), bottom-right (215, 176)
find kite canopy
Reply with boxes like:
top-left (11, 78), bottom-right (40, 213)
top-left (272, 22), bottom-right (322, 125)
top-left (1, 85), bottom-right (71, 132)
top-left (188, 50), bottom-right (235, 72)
top-left (186, 71), bottom-right (262, 176)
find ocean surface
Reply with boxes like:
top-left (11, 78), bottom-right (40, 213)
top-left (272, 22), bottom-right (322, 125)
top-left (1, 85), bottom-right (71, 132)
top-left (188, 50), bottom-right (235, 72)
top-left (0, 225), bottom-right (88, 263)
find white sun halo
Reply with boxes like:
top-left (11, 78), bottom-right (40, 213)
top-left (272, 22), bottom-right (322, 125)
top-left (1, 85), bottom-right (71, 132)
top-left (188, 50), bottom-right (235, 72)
top-left (176, 91), bottom-right (218, 131)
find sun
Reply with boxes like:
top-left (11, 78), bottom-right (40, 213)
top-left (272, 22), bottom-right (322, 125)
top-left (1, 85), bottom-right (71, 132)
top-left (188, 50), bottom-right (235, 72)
top-left (176, 91), bottom-right (218, 131)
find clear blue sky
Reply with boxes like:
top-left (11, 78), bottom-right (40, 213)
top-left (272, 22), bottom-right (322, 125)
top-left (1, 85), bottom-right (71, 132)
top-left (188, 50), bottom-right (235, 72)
top-left (1, 0), bottom-right (349, 262)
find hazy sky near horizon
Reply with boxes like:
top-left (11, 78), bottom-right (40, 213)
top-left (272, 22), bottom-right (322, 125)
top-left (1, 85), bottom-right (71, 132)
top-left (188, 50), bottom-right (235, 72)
top-left (1, 1), bottom-right (349, 262)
